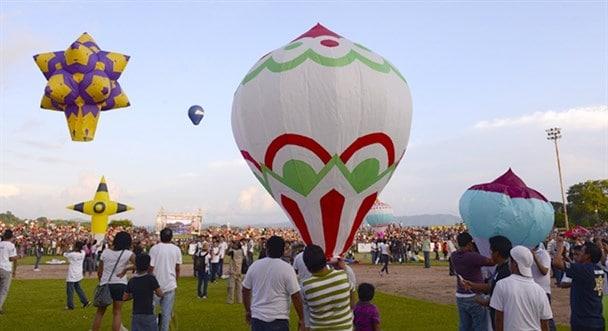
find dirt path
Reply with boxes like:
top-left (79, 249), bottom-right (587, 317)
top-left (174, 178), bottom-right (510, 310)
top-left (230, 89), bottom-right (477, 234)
top-left (15, 263), bottom-right (571, 324)
top-left (353, 264), bottom-right (570, 325)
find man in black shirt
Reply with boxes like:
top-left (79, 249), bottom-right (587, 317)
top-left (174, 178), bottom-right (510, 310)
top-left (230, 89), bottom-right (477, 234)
top-left (461, 235), bottom-right (512, 330)
top-left (124, 254), bottom-right (164, 331)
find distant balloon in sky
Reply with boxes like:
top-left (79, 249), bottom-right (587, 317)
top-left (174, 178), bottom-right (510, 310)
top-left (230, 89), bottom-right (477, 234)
top-left (365, 200), bottom-right (396, 227)
top-left (459, 168), bottom-right (554, 254)
top-left (188, 105), bottom-right (205, 125)
top-left (34, 33), bottom-right (130, 142)
top-left (232, 24), bottom-right (413, 258)
top-left (67, 176), bottom-right (133, 244)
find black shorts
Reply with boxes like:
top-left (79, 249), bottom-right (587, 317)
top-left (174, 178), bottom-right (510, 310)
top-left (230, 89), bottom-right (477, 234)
top-left (109, 284), bottom-right (127, 301)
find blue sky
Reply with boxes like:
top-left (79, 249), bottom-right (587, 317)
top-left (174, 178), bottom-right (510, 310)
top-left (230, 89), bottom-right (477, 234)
top-left (1, 2), bottom-right (606, 226)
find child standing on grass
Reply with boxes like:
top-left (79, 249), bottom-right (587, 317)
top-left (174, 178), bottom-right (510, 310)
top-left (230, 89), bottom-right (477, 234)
top-left (63, 240), bottom-right (90, 310)
top-left (354, 283), bottom-right (381, 331)
top-left (123, 253), bottom-right (163, 331)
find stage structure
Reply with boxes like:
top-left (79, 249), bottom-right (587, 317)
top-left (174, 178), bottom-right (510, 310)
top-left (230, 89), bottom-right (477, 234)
top-left (155, 208), bottom-right (203, 235)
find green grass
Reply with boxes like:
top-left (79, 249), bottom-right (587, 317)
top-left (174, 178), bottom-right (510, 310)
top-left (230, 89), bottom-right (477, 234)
top-left (0, 277), bottom-right (570, 330)
top-left (18, 255), bottom-right (197, 266)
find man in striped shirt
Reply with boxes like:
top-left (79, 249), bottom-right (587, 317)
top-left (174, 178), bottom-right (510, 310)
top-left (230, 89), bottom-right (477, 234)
top-left (302, 245), bottom-right (356, 331)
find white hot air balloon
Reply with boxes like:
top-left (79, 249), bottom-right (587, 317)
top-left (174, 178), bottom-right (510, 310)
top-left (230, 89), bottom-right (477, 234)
top-left (232, 24), bottom-right (412, 258)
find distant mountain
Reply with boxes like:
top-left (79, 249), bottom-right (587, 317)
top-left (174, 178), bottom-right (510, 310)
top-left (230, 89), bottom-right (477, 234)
top-left (395, 214), bottom-right (462, 226)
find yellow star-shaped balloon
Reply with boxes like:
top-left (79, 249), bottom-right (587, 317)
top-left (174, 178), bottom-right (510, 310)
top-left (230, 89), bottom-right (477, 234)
top-left (67, 176), bottom-right (133, 240)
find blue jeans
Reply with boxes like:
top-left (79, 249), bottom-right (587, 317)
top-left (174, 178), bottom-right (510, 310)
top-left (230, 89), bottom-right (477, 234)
top-left (553, 267), bottom-right (563, 285)
top-left (156, 290), bottom-right (176, 331)
top-left (218, 258), bottom-right (224, 278)
top-left (210, 263), bottom-right (219, 282)
top-left (251, 318), bottom-right (289, 331)
top-left (457, 296), bottom-right (488, 331)
top-left (197, 270), bottom-right (209, 297)
top-left (423, 251), bottom-right (431, 268)
top-left (132, 314), bottom-right (157, 331)
top-left (66, 281), bottom-right (88, 309)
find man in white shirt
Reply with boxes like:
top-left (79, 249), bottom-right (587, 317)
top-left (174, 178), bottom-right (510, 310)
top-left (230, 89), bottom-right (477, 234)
top-left (490, 246), bottom-right (553, 331)
top-left (0, 229), bottom-right (18, 314)
top-left (63, 241), bottom-right (90, 309)
top-left (376, 241), bottom-right (385, 265)
top-left (531, 244), bottom-right (556, 331)
top-left (243, 236), bottom-right (303, 331)
top-left (218, 237), bottom-right (229, 279)
top-left (210, 241), bottom-right (220, 282)
top-left (370, 241), bottom-right (378, 265)
top-left (150, 228), bottom-right (182, 331)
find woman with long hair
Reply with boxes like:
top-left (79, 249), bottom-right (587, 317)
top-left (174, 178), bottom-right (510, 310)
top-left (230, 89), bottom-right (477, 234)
top-left (92, 232), bottom-right (135, 331)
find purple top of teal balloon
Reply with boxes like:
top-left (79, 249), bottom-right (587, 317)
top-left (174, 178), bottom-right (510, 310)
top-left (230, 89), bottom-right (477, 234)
top-left (467, 168), bottom-right (548, 202)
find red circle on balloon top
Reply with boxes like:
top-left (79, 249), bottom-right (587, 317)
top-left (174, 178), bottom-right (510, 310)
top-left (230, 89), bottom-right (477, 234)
top-left (320, 39), bottom-right (339, 47)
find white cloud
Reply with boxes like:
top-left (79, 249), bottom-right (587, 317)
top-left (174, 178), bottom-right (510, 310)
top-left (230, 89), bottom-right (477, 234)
top-left (60, 174), bottom-right (128, 202)
top-left (238, 186), bottom-right (277, 213)
top-left (0, 184), bottom-right (20, 198)
top-left (379, 104), bottom-right (608, 217)
top-left (474, 105), bottom-right (608, 130)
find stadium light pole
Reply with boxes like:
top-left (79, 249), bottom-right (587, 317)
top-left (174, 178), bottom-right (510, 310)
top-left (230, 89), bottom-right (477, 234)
top-left (546, 127), bottom-right (569, 230)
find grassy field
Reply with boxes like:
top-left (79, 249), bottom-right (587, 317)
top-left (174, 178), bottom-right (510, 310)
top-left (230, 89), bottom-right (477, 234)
top-left (0, 277), bottom-right (570, 330)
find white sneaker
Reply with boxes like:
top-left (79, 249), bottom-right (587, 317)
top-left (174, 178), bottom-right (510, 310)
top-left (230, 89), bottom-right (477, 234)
top-left (33, 268), bottom-right (40, 272)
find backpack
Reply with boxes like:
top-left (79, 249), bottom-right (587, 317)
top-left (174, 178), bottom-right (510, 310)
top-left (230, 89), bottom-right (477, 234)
top-left (194, 251), bottom-right (208, 272)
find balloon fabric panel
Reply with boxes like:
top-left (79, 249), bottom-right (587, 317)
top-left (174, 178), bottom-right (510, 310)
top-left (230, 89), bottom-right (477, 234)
top-left (67, 177), bottom-right (133, 239)
top-left (232, 24), bottom-right (412, 258)
top-left (459, 169), bottom-right (554, 248)
top-left (34, 33), bottom-right (130, 141)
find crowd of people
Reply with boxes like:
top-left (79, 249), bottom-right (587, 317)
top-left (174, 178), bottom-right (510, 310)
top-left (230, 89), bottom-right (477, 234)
top-left (1, 219), bottom-right (607, 330)
top-left (0, 220), bottom-right (466, 261)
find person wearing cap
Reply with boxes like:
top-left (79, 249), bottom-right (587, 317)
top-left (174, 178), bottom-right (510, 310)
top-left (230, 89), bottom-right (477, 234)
top-left (226, 240), bottom-right (244, 304)
top-left (553, 237), bottom-right (605, 331)
top-left (451, 232), bottom-right (494, 331)
top-left (489, 246), bottom-right (553, 331)
top-left (0, 229), bottom-right (19, 314)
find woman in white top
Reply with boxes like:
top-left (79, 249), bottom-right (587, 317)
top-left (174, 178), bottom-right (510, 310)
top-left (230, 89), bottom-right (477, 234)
top-left (92, 232), bottom-right (135, 331)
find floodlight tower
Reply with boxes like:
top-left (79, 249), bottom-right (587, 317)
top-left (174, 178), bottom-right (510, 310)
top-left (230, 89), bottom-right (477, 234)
top-left (546, 127), bottom-right (569, 230)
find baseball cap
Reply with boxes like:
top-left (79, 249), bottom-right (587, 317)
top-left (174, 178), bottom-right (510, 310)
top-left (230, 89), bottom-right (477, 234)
top-left (510, 245), bottom-right (533, 278)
